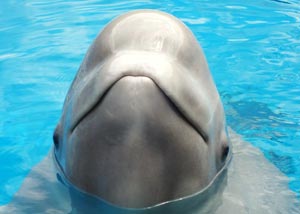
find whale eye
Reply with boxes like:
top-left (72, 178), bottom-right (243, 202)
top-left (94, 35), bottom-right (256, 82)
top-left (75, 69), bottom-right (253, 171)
top-left (53, 129), bottom-right (60, 150)
top-left (221, 144), bottom-right (229, 162)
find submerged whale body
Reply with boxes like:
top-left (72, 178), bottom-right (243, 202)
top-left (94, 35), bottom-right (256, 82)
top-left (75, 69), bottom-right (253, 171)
top-left (53, 9), bottom-right (231, 209)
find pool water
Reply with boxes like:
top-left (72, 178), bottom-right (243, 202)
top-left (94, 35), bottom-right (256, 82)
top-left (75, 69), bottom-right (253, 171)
top-left (0, 0), bottom-right (299, 206)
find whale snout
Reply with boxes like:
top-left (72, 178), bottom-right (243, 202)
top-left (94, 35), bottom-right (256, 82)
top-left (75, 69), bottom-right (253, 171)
top-left (53, 10), bottom-right (231, 209)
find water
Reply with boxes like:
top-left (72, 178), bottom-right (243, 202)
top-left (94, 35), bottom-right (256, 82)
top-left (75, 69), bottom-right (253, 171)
top-left (0, 0), bottom-right (299, 206)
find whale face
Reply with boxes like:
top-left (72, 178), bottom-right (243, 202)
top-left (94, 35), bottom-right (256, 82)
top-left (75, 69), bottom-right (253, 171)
top-left (53, 10), bottom-right (231, 208)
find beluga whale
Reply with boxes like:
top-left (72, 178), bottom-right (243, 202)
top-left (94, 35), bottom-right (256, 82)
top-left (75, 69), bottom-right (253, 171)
top-left (0, 10), bottom-right (298, 214)
top-left (53, 9), bottom-right (232, 210)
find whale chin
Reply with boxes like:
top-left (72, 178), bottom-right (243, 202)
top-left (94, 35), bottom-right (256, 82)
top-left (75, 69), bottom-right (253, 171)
top-left (58, 76), bottom-right (210, 208)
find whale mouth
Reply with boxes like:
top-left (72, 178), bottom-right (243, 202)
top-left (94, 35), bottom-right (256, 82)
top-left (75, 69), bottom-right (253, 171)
top-left (54, 75), bottom-right (231, 208)
top-left (65, 50), bottom-right (212, 146)
top-left (60, 75), bottom-right (215, 208)
top-left (70, 74), bottom-right (208, 144)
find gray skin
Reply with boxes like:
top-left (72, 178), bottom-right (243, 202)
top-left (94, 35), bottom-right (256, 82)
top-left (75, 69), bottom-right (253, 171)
top-left (53, 10), bottom-right (231, 208)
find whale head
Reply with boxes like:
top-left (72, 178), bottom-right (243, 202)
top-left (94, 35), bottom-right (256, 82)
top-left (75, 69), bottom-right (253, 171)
top-left (53, 10), bottom-right (231, 208)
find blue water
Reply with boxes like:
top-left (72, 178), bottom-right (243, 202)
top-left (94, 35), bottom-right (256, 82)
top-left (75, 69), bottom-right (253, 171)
top-left (0, 0), bottom-right (299, 205)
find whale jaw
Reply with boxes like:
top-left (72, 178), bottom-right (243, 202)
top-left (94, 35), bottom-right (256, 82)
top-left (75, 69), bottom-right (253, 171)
top-left (56, 76), bottom-right (209, 208)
